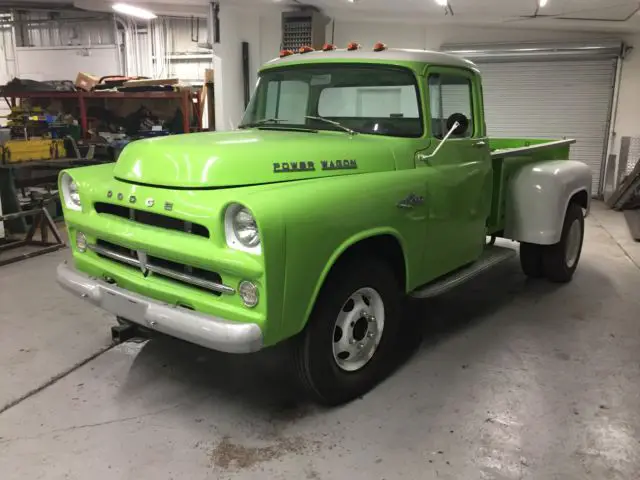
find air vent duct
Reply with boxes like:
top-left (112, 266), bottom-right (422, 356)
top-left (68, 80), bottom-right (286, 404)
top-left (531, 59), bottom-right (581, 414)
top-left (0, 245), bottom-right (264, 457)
top-left (281, 8), bottom-right (328, 52)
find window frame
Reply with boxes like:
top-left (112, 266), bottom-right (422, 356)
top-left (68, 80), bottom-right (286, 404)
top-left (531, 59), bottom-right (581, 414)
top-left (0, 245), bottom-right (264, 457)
top-left (424, 67), bottom-right (482, 140)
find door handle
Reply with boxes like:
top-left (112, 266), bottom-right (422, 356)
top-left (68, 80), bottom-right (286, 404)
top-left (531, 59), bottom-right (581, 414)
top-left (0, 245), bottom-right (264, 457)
top-left (473, 141), bottom-right (487, 148)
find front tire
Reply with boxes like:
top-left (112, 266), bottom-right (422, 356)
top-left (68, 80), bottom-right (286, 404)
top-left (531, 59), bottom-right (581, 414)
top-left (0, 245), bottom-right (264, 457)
top-left (291, 258), bottom-right (402, 406)
top-left (542, 202), bottom-right (585, 283)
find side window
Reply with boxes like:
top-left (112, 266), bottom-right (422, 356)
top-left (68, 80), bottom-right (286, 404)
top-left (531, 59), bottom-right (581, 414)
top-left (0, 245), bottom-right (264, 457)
top-left (265, 80), bottom-right (309, 123)
top-left (428, 74), bottom-right (474, 139)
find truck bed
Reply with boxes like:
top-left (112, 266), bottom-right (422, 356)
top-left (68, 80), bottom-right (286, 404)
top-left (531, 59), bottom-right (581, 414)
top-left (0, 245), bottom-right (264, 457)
top-left (490, 138), bottom-right (575, 160)
top-left (487, 137), bottom-right (576, 235)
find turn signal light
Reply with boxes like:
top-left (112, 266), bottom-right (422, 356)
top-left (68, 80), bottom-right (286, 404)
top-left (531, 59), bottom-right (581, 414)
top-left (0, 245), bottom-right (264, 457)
top-left (347, 42), bottom-right (361, 51)
top-left (373, 42), bottom-right (387, 52)
top-left (322, 43), bottom-right (337, 51)
top-left (279, 49), bottom-right (294, 57)
top-left (299, 45), bottom-right (315, 54)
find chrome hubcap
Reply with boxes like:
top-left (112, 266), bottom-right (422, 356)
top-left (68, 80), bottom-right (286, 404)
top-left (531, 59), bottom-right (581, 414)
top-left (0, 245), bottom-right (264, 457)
top-left (565, 219), bottom-right (582, 268)
top-left (332, 287), bottom-right (385, 372)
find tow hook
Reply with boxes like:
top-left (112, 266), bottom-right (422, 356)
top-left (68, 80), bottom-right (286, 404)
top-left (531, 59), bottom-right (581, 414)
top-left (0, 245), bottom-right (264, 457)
top-left (111, 323), bottom-right (145, 344)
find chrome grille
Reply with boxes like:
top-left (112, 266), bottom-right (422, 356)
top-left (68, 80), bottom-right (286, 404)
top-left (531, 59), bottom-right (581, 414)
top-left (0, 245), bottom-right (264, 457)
top-left (90, 239), bottom-right (234, 295)
top-left (94, 203), bottom-right (209, 238)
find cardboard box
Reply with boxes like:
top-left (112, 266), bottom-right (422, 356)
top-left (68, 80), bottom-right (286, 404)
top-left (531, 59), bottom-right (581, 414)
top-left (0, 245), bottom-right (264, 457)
top-left (75, 72), bottom-right (100, 91)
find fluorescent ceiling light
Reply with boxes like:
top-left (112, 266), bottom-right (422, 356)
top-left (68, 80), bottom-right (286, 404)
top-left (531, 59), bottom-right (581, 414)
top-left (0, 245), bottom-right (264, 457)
top-left (538, 0), bottom-right (548, 6)
top-left (435, 0), bottom-right (448, 5)
top-left (112, 3), bottom-right (157, 20)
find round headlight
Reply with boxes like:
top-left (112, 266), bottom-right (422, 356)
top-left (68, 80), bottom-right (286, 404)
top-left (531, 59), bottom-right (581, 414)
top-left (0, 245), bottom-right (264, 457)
top-left (61, 172), bottom-right (81, 211)
top-left (232, 207), bottom-right (260, 248)
top-left (69, 181), bottom-right (80, 205)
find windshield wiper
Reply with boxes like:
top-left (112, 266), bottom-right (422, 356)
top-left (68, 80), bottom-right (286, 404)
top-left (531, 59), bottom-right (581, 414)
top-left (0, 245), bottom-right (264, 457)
top-left (305, 116), bottom-right (357, 135)
top-left (238, 118), bottom-right (289, 128)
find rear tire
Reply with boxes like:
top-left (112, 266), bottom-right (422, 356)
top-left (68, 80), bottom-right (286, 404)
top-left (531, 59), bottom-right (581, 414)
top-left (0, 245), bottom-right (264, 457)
top-left (520, 243), bottom-right (544, 278)
top-left (291, 258), bottom-right (402, 406)
top-left (542, 202), bottom-right (585, 283)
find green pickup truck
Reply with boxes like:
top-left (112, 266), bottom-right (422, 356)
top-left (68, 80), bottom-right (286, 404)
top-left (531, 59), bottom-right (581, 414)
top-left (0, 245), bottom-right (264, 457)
top-left (57, 46), bottom-right (591, 405)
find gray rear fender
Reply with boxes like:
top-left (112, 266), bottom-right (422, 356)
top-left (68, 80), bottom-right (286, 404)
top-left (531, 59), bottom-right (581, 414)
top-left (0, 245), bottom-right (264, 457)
top-left (504, 160), bottom-right (592, 245)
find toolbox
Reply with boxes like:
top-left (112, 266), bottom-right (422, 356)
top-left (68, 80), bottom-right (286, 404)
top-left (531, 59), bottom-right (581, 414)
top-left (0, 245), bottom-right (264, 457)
top-left (2, 138), bottom-right (66, 163)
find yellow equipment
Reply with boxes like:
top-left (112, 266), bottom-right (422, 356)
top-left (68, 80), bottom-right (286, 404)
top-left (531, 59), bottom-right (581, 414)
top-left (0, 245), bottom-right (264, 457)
top-left (2, 138), bottom-right (65, 163)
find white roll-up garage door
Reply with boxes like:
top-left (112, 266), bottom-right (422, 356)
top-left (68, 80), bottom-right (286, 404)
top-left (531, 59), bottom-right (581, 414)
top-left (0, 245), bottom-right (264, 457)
top-left (477, 59), bottom-right (616, 195)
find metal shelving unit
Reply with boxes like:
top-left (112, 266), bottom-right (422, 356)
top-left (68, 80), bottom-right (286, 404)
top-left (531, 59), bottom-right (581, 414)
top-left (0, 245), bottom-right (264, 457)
top-left (0, 89), bottom-right (202, 137)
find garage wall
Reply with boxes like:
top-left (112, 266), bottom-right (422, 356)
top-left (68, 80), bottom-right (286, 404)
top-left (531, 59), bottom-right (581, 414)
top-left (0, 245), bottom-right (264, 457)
top-left (213, 10), bottom-right (281, 130)
top-left (612, 33), bottom-right (640, 167)
top-left (151, 17), bottom-right (211, 84)
top-left (15, 45), bottom-right (119, 81)
top-left (0, 10), bottom-right (119, 82)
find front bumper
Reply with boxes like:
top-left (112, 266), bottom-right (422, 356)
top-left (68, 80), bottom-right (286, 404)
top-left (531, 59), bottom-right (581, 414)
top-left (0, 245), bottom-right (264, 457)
top-left (56, 262), bottom-right (263, 353)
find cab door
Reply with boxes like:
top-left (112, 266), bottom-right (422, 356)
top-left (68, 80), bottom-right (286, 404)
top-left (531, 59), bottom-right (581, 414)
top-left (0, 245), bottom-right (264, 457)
top-left (416, 67), bottom-right (493, 280)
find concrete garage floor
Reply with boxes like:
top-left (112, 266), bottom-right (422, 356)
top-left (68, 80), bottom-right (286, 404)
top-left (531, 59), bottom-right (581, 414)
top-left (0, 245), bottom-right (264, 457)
top-left (1, 202), bottom-right (639, 480)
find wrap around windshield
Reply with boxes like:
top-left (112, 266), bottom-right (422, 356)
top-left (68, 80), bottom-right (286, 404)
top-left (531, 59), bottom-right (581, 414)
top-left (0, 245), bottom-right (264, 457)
top-left (240, 65), bottom-right (423, 138)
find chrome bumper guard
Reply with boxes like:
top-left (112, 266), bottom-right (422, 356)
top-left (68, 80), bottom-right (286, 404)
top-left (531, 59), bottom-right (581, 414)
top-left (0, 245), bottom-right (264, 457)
top-left (56, 263), bottom-right (263, 354)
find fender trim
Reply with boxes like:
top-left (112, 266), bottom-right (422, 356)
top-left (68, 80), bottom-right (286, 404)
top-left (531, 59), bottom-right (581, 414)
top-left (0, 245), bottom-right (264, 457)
top-left (302, 229), bottom-right (409, 327)
top-left (504, 160), bottom-right (591, 245)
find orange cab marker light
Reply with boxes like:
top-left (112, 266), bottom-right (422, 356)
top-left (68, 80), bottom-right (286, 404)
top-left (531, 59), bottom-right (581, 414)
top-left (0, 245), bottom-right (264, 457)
top-left (322, 43), bottom-right (337, 51)
top-left (373, 42), bottom-right (387, 52)
top-left (299, 45), bottom-right (315, 54)
top-left (347, 42), bottom-right (361, 51)
top-left (279, 49), bottom-right (294, 57)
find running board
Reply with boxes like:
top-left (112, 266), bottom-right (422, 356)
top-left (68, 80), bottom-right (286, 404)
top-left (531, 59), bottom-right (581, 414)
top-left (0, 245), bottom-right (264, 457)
top-left (410, 245), bottom-right (517, 299)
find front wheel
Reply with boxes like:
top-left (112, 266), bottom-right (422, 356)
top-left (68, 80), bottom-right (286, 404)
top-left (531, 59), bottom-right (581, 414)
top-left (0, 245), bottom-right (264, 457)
top-left (542, 202), bottom-right (585, 283)
top-left (291, 258), bottom-right (402, 406)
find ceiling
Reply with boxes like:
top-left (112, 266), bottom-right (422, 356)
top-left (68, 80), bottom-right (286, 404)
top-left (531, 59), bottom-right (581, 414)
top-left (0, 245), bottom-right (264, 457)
top-left (7, 0), bottom-right (640, 31)
top-left (274, 0), bottom-right (640, 31)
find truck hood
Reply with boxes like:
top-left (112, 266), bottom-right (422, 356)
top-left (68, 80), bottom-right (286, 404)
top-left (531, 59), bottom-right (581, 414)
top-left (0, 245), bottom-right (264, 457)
top-left (113, 129), bottom-right (397, 188)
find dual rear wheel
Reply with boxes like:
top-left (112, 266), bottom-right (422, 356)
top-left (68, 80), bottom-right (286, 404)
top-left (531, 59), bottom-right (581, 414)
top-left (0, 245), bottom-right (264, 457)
top-left (520, 202), bottom-right (585, 283)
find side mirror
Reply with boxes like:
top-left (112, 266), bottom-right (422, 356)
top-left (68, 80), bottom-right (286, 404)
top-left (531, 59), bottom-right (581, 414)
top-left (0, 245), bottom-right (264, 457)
top-left (418, 120), bottom-right (461, 162)
top-left (446, 113), bottom-right (469, 136)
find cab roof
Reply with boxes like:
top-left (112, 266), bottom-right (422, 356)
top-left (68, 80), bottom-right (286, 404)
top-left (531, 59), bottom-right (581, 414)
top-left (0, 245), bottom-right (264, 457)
top-left (263, 48), bottom-right (479, 73)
